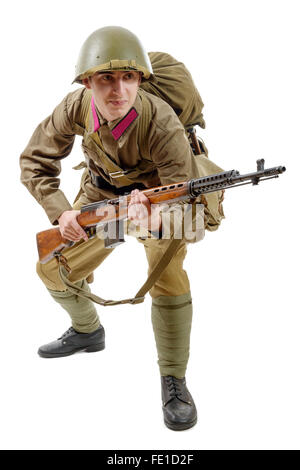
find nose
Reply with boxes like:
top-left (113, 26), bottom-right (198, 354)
top-left (112, 77), bottom-right (125, 95)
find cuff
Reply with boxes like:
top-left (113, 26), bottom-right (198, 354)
top-left (40, 190), bottom-right (73, 225)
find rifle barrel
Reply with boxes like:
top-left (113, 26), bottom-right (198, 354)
top-left (189, 165), bottom-right (286, 197)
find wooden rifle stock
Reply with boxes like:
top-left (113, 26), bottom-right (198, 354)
top-left (36, 228), bottom-right (70, 265)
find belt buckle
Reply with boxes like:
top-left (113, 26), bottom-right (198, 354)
top-left (109, 170), bottom-right (129, 179)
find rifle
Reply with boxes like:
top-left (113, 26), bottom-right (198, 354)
top-left (36, 159), bottom-right (285, 264)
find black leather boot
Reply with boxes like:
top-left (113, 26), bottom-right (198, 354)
top-left (161, 375), bottom-right (197, 430)
top-left (38, 326), bottom-right (105, 358)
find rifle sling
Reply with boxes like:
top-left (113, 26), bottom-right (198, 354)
top-left (55, 237), bottom-right (182, 306)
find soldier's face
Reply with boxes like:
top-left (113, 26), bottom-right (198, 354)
top-left (83, 71), bottom-right (141, 121)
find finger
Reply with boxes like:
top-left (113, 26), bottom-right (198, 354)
top-left (129, 189), bottom-right (139, 205)
top-left (71, 220), bottom-right (88, 241)
top-left (140, 195), bottom-right (149, 212)
top-left (64, 225), bottom-right (85, 239)
top-left (63, 233), bottom-right (78, 242)
top-left (128, 205), bottom-right (137, 220)
top-left (66, 223), bottom-right (82, 236)
top-left (129, 189), bottom-right (135, 200)
top-left (138, 205), bottom-right (149, 220)
top-left (135, 200), bottom-right (150, 219)
top-left (131, 191), bottom-right (150, 215)
top-left (129, 204), bottom-right (148, 222)
top-left (138, 192), bottom-right (150, 206)
top-left (63, 230), bottom-right (81, 241)
top-left (131, 191), bottom-right (144, 210)
top-left (75, 228), bottom-right (88, 241)
top-left (129, 203), bottom-right (141, 221)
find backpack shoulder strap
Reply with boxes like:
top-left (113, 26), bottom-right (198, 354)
top-left (137, 90), bottom-right (152, 161)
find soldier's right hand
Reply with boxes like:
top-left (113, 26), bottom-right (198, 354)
top-left (58, 210), bottom-right (89, 242)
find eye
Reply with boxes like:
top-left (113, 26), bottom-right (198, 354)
top-left (97, 73), bottom-right (112, 81)
top-left (124, 72), bottom-right (134, 80)
top-left (102, 74), bottom-right (113, 81)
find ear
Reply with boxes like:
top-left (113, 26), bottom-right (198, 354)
top-left (82, 78), bottom-right (91, 89)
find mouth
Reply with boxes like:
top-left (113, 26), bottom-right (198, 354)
top-left (108, 100), bottom-right (128, 107)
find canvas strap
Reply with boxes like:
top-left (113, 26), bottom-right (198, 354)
top-left (54, 236), bottom-right (182, 306)
top-left (137, 89), bottom-right (152, 160)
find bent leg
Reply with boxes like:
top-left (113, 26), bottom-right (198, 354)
top-left (36, 235), bottom-right (113, 291)
top-left (37, 235), bottom-right (114, 333)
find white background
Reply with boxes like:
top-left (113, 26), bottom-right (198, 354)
top-left (0, 0), bottom-right (299, 450)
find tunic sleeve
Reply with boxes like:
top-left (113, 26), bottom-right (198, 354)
top-left (20, 89), bottom-right (85, 224)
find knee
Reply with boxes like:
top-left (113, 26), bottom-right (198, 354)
top-left (151, 246), bottom-right (190, 297)
top-left (36, 260), bottom-right (65, 291)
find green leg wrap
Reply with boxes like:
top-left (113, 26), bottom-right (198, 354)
top-left (47, 279), bottom-right (101, 333)
top-left (151, 292), bottom-right (193, 379)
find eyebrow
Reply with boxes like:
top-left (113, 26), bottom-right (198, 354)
top-left (97, 71), bottom-right (135, 76)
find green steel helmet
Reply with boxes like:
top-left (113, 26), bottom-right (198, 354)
top-left (73, 26), bottom-right (153, 84)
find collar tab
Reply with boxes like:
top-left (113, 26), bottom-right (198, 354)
top-left (91, 96), bottom-right (100, 133)
top-left (111, 107), bottom-right (138, 141)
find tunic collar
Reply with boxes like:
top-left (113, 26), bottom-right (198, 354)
top-left (87, 92), bottom-right (142, 140)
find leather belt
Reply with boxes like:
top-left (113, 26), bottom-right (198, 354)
top-left (89, 170), bottom-right (146, 195)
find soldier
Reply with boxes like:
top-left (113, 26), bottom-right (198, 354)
top-left (20, 26), bottom-right (208, 431)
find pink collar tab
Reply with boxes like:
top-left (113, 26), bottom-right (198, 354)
top-left (91, 96), bottom-right (100, 133)
top-left (111, 108), bottom-right (138, 141)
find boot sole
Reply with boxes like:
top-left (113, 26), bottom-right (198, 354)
top-left (38, 341), bottom-right (105, 358)
top-left (164, 416), bottom-right (197, 431)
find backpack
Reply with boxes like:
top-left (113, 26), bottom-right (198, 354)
top-left (141, 51), bottom-right (206, 129)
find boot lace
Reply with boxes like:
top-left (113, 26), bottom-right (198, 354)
top-left (58, 327), bottom-right (75, 340)
top-left (166, 376), bottom-right (183, 400)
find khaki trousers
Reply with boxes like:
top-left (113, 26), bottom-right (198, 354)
top-left (37, 234), bottom-right (190, 295)
top-left (36, 203), bottom-right (193, 378)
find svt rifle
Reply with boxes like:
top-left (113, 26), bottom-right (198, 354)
top-left (36, 159), bottom-right (286, 264)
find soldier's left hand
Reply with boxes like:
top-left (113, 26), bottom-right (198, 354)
top-left (128, 189), bottom-right (162, 232)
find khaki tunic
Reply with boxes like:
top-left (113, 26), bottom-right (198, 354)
top-left (20, 87), bottom-right (203, 242)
